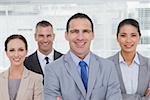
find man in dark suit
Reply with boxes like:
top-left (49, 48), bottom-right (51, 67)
top-left (24, 20), bottom-right (63, 76)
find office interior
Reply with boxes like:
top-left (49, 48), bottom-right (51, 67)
top-left (0, 0), bottom-right (150, 71)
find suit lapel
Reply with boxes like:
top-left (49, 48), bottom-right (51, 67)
top-left (113, 53), bottom-right (126, 93)
top-left (16, 68), bottom-right (29, 100)
top-left (33, 51), bottom-right (43, 75)
top-left (1, 70), bottom-right (10, 100)
top-left (86, 53), bottom-right (99, 98)
top-left (64, 53), bottom-right (86, 97)
top-left (54, 50), bottom-right (63, 60)
top-left (136, 54), bottom-right (148, 94)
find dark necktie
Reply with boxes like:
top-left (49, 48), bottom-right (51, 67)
top-left (79, 61), bottom-right (88, 92)
top-left (45, 57), bottom-right (49, 64)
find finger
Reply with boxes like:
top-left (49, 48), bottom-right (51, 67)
top-left (56, 96), bottom-right (62, 100)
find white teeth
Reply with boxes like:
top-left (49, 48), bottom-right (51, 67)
top-left (13, 58), bottom-right (20, 62)
top-left (43, 43), bottom-right (49, 46)
top-left (76, 42), bottom-right (85, 47)
top-left (125, 45), bottom-right (132, 48)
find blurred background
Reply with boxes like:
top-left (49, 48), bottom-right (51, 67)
top-left (0, 0), bottom-right (150, 72)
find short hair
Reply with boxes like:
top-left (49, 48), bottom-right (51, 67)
top-left (117, 18), bottom-right (141, 37)
top-left (66, 13), bottom-right (94, 32)
top-left (36, 20), bottom-right (53, 29)
top-left (5, 34), bottom-right (28, 51)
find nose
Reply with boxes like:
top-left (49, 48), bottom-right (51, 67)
top-left (77, 31), bottom-right (84, 40)
top-left (14, 51), bottom-right (19, 57)
top-left (125, 36), bottom-right (132, 43)
top-left (43, 36), bottom-right (49, 42)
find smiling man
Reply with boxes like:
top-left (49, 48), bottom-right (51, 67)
top-left (44, 13), bottom-right (122, 100)
top-left (24, 20), bottom-right (63, 76)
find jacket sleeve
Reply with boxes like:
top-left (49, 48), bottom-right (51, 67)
top-left (33, 75), bottom-right (44, 100)
top-left (44, 64), bottom-right (61, 100)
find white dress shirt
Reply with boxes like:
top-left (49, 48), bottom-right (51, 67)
top-left (37, 49), bottom-right (54, 74)
top-left (119, 52), bottom-right (140, 94)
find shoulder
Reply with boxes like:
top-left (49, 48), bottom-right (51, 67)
top-left (28, 70), bottom-right (43, 81)
top-left (45, 56), bottom-right (64, 70)
top-left (25, 51), bottom-right (37, 60)
top-left (92, 53), bottom-right (115, 68)
top-left (107, 52), bottom-right (119, 61)
top-left (54, 50), bottom-right (63, 55)
top-left (138, 53), bottom-right (149, 61)
top-left (0, 70), bottom-right (8, 79)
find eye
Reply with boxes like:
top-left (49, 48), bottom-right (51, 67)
top-left (18, 48), bottom-right (24, 51)
top-left (38, 34), bottom-right (44, 38)
top-left (83, 29), bottom-right (92, 33)
top-left (70, 29), bottom-right (79, 34)
top-left (9, 49), bottom-right (15, 52)
top-left (131, 33), bottom-right (137, 37)
top-left (47, 34), bottom-right (53, 37)
top-left (119, 33), bottom-right (126, 37)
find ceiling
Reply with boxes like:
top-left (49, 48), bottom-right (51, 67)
top-left (0, 0), bottom-right (149, 5)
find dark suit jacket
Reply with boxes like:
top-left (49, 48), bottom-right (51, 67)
top-left (24, 50), bottom-right (63, 76)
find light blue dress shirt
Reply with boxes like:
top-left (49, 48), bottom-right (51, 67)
top-left (119, 52), bottom-right (140, 94)
top-left (69, 51), bottom-right (90, 76)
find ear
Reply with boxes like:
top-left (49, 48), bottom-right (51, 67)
top-left (34, 33), bottom-right (37, 41)
top-left (91, 32), bottom-right (94, 40)
top-left (6, 51), bottom-right (8, 57)
top-left (53, 34), bottom-right (55, 40)
top-left (65, 31), bottom-right (69, 41)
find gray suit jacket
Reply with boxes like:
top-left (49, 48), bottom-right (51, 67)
top-left (0, 67), bottom-right (43, 100)
top-left (44, 52), bottom-right (122, 100)
top-left (24, 50), bottom-right (63, 76)
top-left (108, 52), bottom-right (150, 100)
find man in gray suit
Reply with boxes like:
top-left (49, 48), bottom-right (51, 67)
top-left (44, 13), bottom-right (122, 100)
top-left (24, 20), bottom-right (63, 76)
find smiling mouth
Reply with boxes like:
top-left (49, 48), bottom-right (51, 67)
top-left (124, 44), bottom-right (133, 48)
top-left (75, 42), bottom-right (86, 48)
top-left (13, 58), bottom-right (20, 62)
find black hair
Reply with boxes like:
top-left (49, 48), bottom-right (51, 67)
top-left (66, 13), bottom-right (94, 32)
top-left (117, 18), bottom-right (141, 37)
top-left (5, 34), bottom-right (28, 51)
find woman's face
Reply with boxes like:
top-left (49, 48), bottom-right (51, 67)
top-left (117, 24), bottom-right (140, 54)
top-left (6, 38), bottom-right (27, 67)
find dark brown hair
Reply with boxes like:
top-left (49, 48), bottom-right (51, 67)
top-left (5, 34), bottom-right (28, 51)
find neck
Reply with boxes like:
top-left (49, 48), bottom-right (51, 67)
top-left (9, 65), bottom-right (24, 80)
top-left (121, 51), bottom-right (136, 66)
top-left (39, 49), bottom-right (52, 56)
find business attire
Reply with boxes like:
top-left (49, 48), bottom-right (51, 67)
top-left (24, 49), bottom-right (63, 76)
top-left (0, 67), bottom-right (43, 100)
top-left (108, 52), bottom-right (150, 100)
top-left (44, 51), bottom-right (122, 100)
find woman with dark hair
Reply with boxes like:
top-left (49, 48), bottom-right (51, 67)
top-left (108, 19), bottom-right (150, 100)
top-left (0, 34), bottom-right (43, 100)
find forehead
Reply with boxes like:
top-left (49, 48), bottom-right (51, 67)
top-left (7, 39), bottom-right (25, 48)
top-left (69, 18), bottom-right (92, 29)
top-left (119, 24), bottom-right (138, 32)
top-left (36, 26), bottom-right (53, 34)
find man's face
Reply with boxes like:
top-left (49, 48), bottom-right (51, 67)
top-left (65, 18), bottom-right (94, 59)
top-left (35, 26), bottom-right (55, 55)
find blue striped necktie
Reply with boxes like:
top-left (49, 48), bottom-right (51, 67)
top-left (79, 61), bottom-right (88, 92)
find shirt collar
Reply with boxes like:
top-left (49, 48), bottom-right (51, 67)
top-left (69, 51), bottom-right (90, 67)
top-left (119, 52), bottom-right (140, 65)
top-left (37, 49), bottom-right (54, 61)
